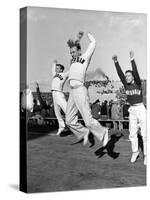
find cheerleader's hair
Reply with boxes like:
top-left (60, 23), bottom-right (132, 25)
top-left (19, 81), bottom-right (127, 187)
top-left (76, 31), bottom-right (84, 42)
top-left (67, 39), bottom-right (81, 51)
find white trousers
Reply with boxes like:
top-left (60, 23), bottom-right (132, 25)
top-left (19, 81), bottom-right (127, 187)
top-left (66, 86), bottom-right (106, 141)
top-left (128, 104), bottom-right (147, 155)
top-left (52, 91), bottom-right (67, 130)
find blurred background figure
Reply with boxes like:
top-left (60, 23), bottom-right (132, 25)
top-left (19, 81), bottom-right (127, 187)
top-left (91, 99), bottom-right (101, 120)
top-left (100, 100), bottom-right (108, 120)
top-left (21, 85), bottom-right (34, 113)
top-left (111, 99), bottom-right (122, 129)
top-left (123, 102), bottom-right (130, 120)
top-left (122, 102), bottom-right (130, 129)
top-left (108, 100), bottom-right (113, 119)
top-left (31, 82), bottom-right (54, 125)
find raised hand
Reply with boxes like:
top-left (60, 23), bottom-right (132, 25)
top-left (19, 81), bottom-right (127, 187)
top-left (53, 59), bottom-right (57, 64)
top-left (35, 81), bottom-right (39, 88)
top-left (129, 51), bottom-right (134, 59)
top-left (112, 55), bottom-right (118, 62)
top-left (76, 31), bottom-right (84, 41)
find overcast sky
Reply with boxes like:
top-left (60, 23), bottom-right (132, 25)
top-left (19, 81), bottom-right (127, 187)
top-left (26, 7), bottom-right (146, 91)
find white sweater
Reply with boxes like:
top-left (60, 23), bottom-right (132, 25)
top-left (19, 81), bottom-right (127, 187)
top-left (51, 63), bottom-right (69, 92)
top-left (69, 33), bottom-right (96, 85)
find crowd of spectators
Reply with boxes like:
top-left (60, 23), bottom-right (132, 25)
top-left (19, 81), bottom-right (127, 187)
top-left (21, 79), bottom-right (146, 124)
top-left (90, 99), bottom-right (129, 120)
top-left (20, 83), bottom-right (130, 129)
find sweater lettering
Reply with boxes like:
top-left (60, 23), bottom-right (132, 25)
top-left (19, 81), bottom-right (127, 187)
top-left (53, 74), bottom-right (63, 80)
top-left (71, 57), bottom-right (85, 64)
top-left (126, 89), bottom-right (141, 96)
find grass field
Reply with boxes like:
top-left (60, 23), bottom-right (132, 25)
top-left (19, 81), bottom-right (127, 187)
top-left (27, 128), bottom-right (146, 193)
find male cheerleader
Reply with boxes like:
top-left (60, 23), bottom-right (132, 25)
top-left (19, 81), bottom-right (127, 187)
top-left (112, 51), bottom-right (146, 165)
top-left (51, 60), bottom-right (69, 135)
top-left (66, 32), bottom-right (108, 146)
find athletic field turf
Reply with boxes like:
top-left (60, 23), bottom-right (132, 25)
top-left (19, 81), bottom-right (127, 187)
top-left (27, 129), bottom-right (146, 193)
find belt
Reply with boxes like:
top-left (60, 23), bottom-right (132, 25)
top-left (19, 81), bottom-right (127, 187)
top-left (131, 103), bottom-right (143, 106)
top-left (70, 85), bottom-right (84, 89)
top-left (52, 90), bottom-right (62, 93)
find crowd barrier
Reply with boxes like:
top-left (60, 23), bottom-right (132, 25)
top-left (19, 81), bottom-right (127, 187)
top-left (26, 116), bottom-right (129, 131)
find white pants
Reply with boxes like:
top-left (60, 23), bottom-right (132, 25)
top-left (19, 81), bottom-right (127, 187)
top-left (52, 91), bottom-right (67, 130)
top-left (128, 104), bottom-right (146, 155)
top-left (66, 86), bottom-right (106, 140)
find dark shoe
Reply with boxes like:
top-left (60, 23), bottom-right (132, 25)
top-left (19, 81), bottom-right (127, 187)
top-left (88, 133), bottom-right (95, 147)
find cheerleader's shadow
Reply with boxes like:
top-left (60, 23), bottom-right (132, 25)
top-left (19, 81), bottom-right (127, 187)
top-left (95, 134), bottom-right (123, 159)
top-left (60, 130), bottom-right (73, 137)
